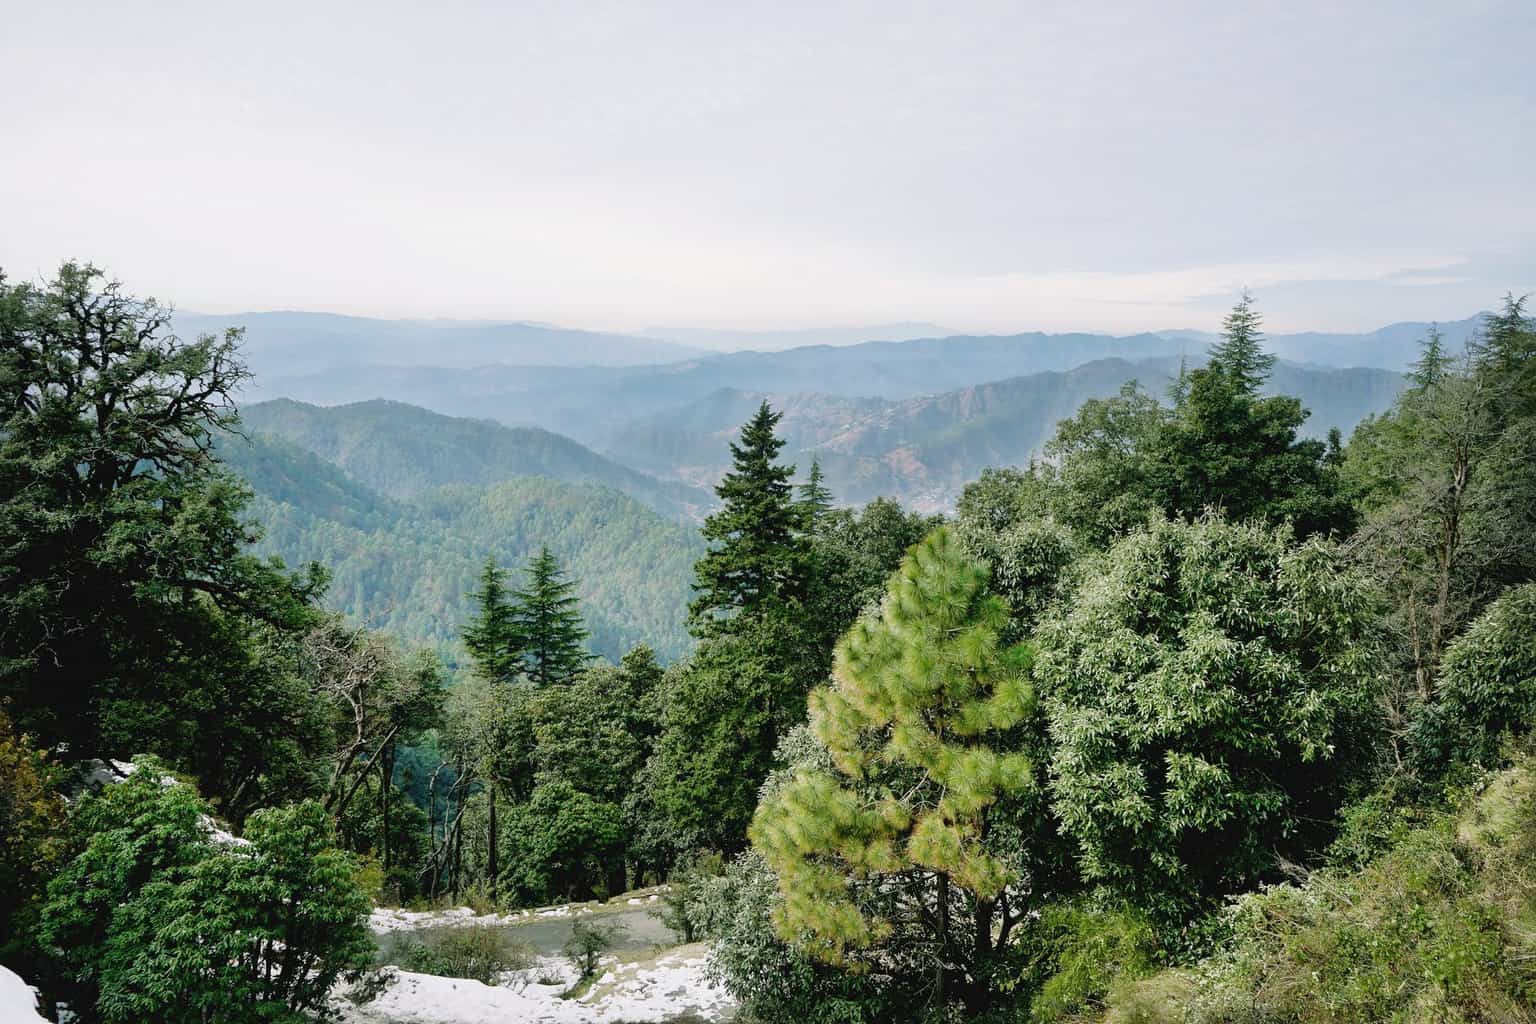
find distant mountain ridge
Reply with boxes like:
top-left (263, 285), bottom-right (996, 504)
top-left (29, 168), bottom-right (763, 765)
top-left (638, 322), bottom-right (957, 351)
top-left (176, 310), bottom-right (707, 379)
top-left (602, 356), bottom-right (1407, 510)
top-left (239, 398), bottom-right (711, 521)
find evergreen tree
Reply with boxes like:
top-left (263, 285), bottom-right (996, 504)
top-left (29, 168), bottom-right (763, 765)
top-left (462, 558), bottom-right (522, 683)
top-left (798, 456), bottom-right (835, 524)
top-left (1209, 289), bottom-right (1275, 392)
top-left (750, 527), bottom-right (1035, 1013)
top-left (514, 547), bottom-right (592, 687)
top-left (689, 402), bottom-right (808, 635)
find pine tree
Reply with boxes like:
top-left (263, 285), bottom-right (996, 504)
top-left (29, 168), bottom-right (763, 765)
top-left (798, 456), bottom-right (834, 524)
top-left (514, 547), bottom-right (592, 687)
top-left (1409, 326), bottom-right (1450, 392)
top-left (462, 558), bottom-right (522, 684)
top-left (1209, 289), bottom-right (1275, 392)
top-left (750, 527), bottom-right (1034, 1011)
top-left (689, 401), bottom-right (808, 635)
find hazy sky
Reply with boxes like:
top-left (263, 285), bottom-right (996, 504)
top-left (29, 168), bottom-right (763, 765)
top-left (3, 0), bottom-right (1532, 335)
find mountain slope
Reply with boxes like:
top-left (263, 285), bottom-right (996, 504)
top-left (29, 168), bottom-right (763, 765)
top-left (220, 432), bottom-right (702, 663)
top-left (239, 398), bottom-right (711, 520)
top-left (602, 358), bottom-right (1406, 511)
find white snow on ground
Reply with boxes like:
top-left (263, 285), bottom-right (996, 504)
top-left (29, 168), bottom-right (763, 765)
top-left (0, 965), bottom-right (51, 1024)
top-left (337, 946), bottom-right (732, 1023)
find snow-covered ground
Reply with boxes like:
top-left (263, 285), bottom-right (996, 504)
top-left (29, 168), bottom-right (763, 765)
top-left (368, 894), bottom-right (661, 934)
top-left (338, 945), bottom-right (732, 1023)
top-left (0, 965), bottom-right (51, 1024)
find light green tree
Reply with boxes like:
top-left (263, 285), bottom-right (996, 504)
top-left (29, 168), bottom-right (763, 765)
top-left (750, 527), bottom-right (1034, 1013)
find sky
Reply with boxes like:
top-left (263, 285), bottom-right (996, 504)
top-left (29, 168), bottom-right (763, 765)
top-left (3, 0), bottom-right (1533, 338)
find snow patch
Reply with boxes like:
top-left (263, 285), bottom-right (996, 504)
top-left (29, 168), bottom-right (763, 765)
top-left (0, 965), bottom-right (50, 1024)
top-left (337, 948), bottom-right (731, 1023)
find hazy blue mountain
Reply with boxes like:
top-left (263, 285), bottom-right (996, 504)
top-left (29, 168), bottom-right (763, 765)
top-left (219, 431), bottom-right (702, 663)
top-left (176, 310), bottom-right (707, 379)
top-left (1156, 314), bottom-right (1485, 370)
top-left (602, 357), bottom-right (1406, 511)
top-left (245, 330), bottom-right (1192, 444)
top-left (639, 322), bottom-right (957, 351)
top-left (239, 398), bottom-right (712, 520)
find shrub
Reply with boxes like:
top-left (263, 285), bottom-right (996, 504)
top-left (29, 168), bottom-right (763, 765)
top-left (395, 924), bottom-right (533, 985)
top-left (1415, 582), bottom-right (1536, 776)
top-left (40, 760), bottom-right (374, 1024)
top-left (563, 918), bottom-right (621, 981)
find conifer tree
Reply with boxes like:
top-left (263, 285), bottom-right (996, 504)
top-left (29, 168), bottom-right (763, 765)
top-left (689, 401), bottom-right (809, 634)
top-left (798, 456), bottom-right (835, 524)
top-left (1209, 289), bottom-right (1275, 392)
top-left (750, 527), bottom-right (1034, 1012)
top-left (462, 558), bottom-right (521, 684)
top-left (514, 547), bottom-right (592, 687)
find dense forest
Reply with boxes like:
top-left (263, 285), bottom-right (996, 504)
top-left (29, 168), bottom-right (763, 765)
top-left (3, 262), bottom-right (1536, 1024)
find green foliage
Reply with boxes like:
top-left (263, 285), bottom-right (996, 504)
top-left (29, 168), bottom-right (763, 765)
top-left (563, 918), bottom-right (622, 982)
top-left (1343, 301), bottom-right (1536, 722)
top-left (0, 262), bottom-right (325, 795)
top-left (1022, 903), bottom-right (1158, 1024)
top-left (1035, 515), bottom-right (1382, 927)
top-left (1415, 583), bottom-right (1536, 774)
top-left (233, 440), bottom-right (702, 662)
top-left (463, 558), bottom-right (522, 684)
top-left (501, 781), bottom-right (626, 904)
top-left (514, 546), bottom-right (594, 687)
top-left (704, 850), bottom-right (891, 1024)
top-left (41, 762), bottom-right (373, 1024)
top-left (650, 615), bottom-right (824, 852)
top-left (752, 527), bottom-right (1035, 1014)
top-left (0, 709), bottom-right (67, 961)
top-left (394, 924), bottom-right (534, 984)
top-left (690, 401), bottom-right (810, 634)
top-left (1172, 762), bottom-right (1536, 1024)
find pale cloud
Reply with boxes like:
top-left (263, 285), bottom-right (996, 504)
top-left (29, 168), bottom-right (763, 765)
top-left (1, 0), bottom-right (1530, 338)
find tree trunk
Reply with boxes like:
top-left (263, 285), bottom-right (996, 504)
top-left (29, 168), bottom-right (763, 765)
top-left (487, 782), bottom-right (499, 903)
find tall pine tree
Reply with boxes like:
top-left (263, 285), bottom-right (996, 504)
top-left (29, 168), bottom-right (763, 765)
top-left (462, 558), bottom-right (522, 684)
top-left (514, 547), bottom-right (592, 687)
top-left (1209, 288), bottom-right (1275, 392)
top-left (750, 526), bottom-right (1034, 1013)
top-left (689, 401), bottom-right (809, 635)
top-left (798, 456), bottom-right (835, 524)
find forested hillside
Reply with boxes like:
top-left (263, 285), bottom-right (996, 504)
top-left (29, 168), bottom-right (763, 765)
top-left (4, 264), bottom-right (1534, 1024)
top-left (240, 398), bottom-right (710, 519)
top-left (221, 431), bottom-right (702, 662)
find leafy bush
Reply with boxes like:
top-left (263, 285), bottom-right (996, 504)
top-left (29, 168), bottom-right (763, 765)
top-left (563, 918), bottom-right (622, 981)
top-left (1099, 759), bottom-right (1536, 1024)
top-left (705, 851), bottom-right (891, 1024)
top-left (395, 924), bottom-right (533, 985)
top-left (0, 709), bottom-right (66, 961)
top-left (1022, 904), bottom-right (1159, 1024)
top-left (40, 760), bottom-right (374, 1024)
top-left (1034, 515), bottom-right (1382, 928)
top-left (1415, 582), bottom-right (1536, 776)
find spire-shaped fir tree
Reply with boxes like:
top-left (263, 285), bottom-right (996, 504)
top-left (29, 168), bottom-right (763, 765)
top-left (798, 456), bottom-right (834, 524)
top-left (749, 526), bottom-right (1034, 1011)
top-left (462, 558), bottom-right (522, 684)
top-left (514, 547), bottom-right (592, 687)
top-left (689, 401), bottom-right (809, 635)
top-left (1210, 289), bottom-right (1275, 393)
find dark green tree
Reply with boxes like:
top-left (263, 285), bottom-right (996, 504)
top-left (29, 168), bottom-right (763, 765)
top-left (513, 547), bottom-right (592, 687)
top-left (798, 456), bottom-right (835, 523)
top-left (689, 401), bottom-right (809, 635)
top-left (1145, 294), bottom-right (1355, 538)
top-left (463, 558), bottom-right (522, 683)
top-left (0, 262), bottom-right (324, 791)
